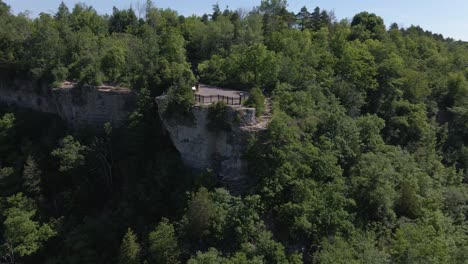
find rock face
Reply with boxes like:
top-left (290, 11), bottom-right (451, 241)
top-left (0, 78), bottom-right (136, 128)
top-left (156, 96), bottom-right (260, 193)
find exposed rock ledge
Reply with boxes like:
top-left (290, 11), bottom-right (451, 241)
top-left (0, 79), bottom-right (136, 128)
top-left (155, 95), bottom-right (267, 193)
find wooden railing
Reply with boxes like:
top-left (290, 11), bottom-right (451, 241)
top-left (194, 94), bottom-right (248, 105)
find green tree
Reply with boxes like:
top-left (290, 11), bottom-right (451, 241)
top-left (356, 114), bottom-right (385, 152)
top-left (295, 6), bottom-right (310, 31)
top-left (126, 87), bottom-right (155, 158)
top-left (240, 44), bottom-right (279, 89)
top-left (351, 147), bottom-right (436, 224)
top-left (27, 13), bottom-right (66, 81)
top-left (165, 78), bottom-right (195, 117)
top-left (202, 15), bottom-right (234, 57)
top-left (69, 3), bottom-right (107, 35)
top-left (317, 232), bottom-right (390, 264)
top-left (400, 70), bottom-right (430, 103)
top-left (187, 248), bottom-right (224, 264)
top-left (109, 7), bottom-right (138, 33)
top-left (55, 1), bottom-right (70, 21)
top-left (22, 155), bottom-right (41, 198)
top-left (118, 228), bottom-right (141, 264)
top-left (76, 55), bottom-right (104, 86)
top-left (207, 101), bottom-right (230, 131)
top-left (0, 167), bottom-right (14, 191)
top-left (101, 45), bottom-right (127, 83)
top-left (237, 14), bottom-right (264, 46)
top-left (259, 0), bottom-right (291, 33)
top-left (1, 193), bottom-right (56, 258)
top-left (390, 218), bottom-right (455, 263)
top-left (210, 3), bottom-right (221, 21)
top-left (386, 100), bottom-right (431, 147)
top-left (198, 55), bottom-right (227, 85)
top-left (198, 44), bottom-right (279, 90)
top-left (148, 218), bottom-right (180, 264)
top-left (310, 7), bottom-right (322, 30)
top-left (350, 12), bottom-right (386, 41)
top-left (334, 40), bottom-right (378, 94)
top-left (184, 187), bottom-right (216, 240)
top-left (265, 29), bottom-right (318, 87)
top-left (51, 135), bottom-right (86, 172)
top-left (0, 0), bottom-right (10, 16)
top-left (244, 87), bottom-right (265, 116)
top-left (0, 113), bottom-right (15, 139)
top-left (0, 113), bottom-right (15, 155)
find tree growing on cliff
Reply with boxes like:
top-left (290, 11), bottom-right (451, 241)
top-left (207, 101), bottom-right (231, 131)
top-left (244, 87), bottom-right (265, 116)
top-left (165, 78), bottom-right (195, 118)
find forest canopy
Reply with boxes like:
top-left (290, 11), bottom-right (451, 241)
top-left (0, 0), bottom-right (467, 263)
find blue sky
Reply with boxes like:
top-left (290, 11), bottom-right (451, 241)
top-left (5, 0), bottom-right (468, 41)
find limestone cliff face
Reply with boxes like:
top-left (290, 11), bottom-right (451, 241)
top-left (156, 96), bottom-right (259, 192)
top-left (0, 78), bottom-right (136, 128)
top-left (51, 86), bottom-right (135, 127)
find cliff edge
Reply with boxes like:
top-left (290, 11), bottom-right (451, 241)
top-left (0, 79), bottom-right (136, 128)
top-left (155, 95), bottom-right (269, 193)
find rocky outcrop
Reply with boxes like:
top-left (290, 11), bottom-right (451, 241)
top-left (51, 86), bottom-right (136, 127)
top-left (156, 96), bottom-right (263, 193)
top-left (0, 78), bottom-right (136, 128)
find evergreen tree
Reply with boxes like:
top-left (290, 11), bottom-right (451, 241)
top-left (55, 1), bottom-right (70, 21)
top-left (22, 155), bottom-right (41, 198)
top-left (295, 6), bottom-right (310, 30)
top-left (311, 6), bottom-right (321, 30)
top-left (118, 228), bottom-right (141, 264)
top-left (211, 3), bottom-right (221, 21)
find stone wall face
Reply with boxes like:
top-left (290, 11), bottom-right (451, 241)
top-left (0, 79), bottom-right (55, 113)
top-left (51, 86), bottom-right (136, 127)
top-left (156, 96), bottom-right (258, 193)
top-left (0, 79), bottom-right (136, 128)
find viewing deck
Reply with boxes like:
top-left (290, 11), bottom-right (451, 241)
top-left (194, 84), bottom-right (248, 105)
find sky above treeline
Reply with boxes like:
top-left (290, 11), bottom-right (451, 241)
top-left (5, 0), bottom-right (468, 41)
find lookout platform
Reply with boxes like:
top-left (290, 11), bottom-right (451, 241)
top-left (194, 84), bottom-right (249, 105)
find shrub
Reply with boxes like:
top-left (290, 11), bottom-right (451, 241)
top-left (165, 80), bottom-right (195, 118)
top-left (244, 87), bottom-right (265, 117)
top-left (207, 101), bottom-right (231, 131)
top-left (78, 66), bottom-right (103, 87)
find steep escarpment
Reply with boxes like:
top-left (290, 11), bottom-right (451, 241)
top-left (0, 78), bottom-right (136, 128)
top-left (156, 96), bottom-right (266, 193)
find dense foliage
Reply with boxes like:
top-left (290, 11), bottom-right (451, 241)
top-left (244, 87), bottom-right (266, 116)
top-left (0, 0), bottom-right (467, 263)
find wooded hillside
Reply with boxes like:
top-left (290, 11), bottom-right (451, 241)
top-left (0, 0), bottom-right (467, 263)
